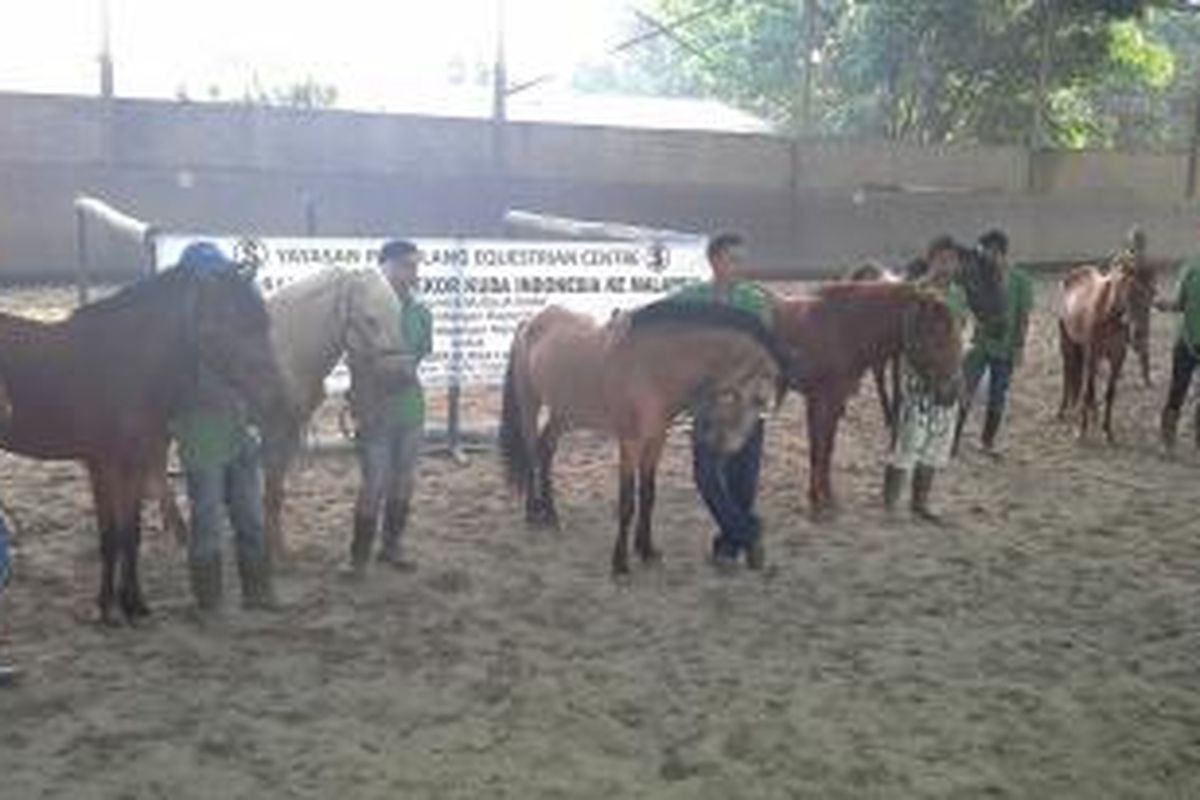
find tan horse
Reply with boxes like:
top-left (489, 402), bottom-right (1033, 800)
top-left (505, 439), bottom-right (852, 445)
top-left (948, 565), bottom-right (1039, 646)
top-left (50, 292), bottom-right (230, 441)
top-left (1057, 252), bottom-right (1152, 441)
top-left (498, 300), bottom-right (788, 575)
top-left (150, 266), bottom-right (408, 558)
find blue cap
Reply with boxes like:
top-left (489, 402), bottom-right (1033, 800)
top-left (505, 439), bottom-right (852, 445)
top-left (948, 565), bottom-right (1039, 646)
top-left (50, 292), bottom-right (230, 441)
top-left (178, 241), bottom-right (237, 273)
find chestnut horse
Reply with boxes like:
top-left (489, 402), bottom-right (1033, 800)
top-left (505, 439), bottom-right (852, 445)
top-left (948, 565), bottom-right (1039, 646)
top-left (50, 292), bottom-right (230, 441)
top-left (498, 300), bottom-right (788, 575)
top-left (775, 282), bottom-right (965, 517)
top-left (1057, 252), bottom-right (1154, 441)
top-left (147, 266), bottom-right (408, 559)
top-left (0, 266), bottom-right (290, 624)
top-left (845, 246), bottom-right (1006, 439)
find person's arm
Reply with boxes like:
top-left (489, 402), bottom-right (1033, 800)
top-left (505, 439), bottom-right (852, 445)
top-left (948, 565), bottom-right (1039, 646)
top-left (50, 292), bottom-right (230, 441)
top-left (1155, 267), bottom-right (1190, 312)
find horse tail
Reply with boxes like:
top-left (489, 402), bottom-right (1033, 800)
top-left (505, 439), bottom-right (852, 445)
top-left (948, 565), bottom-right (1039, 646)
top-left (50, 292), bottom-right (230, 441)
top-left (498, 324), bottom-right (534, 497)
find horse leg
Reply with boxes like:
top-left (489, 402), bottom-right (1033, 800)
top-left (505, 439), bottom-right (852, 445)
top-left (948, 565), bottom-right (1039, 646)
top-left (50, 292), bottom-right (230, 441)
top-left (805, 393), bottom-right (844, 519)
top-left (114, 463), bottom-right (150, 622)
top-left (146, 439), bottom-right (186, 549)
top-left (634, 433), bottom-right (666, 564)
top-left (1058, 324), bottom-right (1083, 420)
top-left (262, 433), bottom-right (298, 561)
top-left (872, 363), bottom-right (893, 432)
top-left (611, 440), bottom-right (638, 576)
top-left (1080, 349), bottom-right (1098, 439)
top-left (87, 464), bottom-right (120, 627)
top-left (533, 413), bottom-right (566, 530)
top-left (1104, 346), bottom-right (1126, 444)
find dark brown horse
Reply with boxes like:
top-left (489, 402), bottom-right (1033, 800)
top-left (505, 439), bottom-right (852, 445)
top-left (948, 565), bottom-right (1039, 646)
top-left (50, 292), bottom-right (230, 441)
top-left (0, 266), bottom-right (291, 624)
top-left (1057, 252), bottom-right (1152, 441)
top-left (775, 282), bottom-right (965, 517)
top-left (498, 300), bottom-right (788, 575)
top-left (1116, 227), bottom-right (1158, 388)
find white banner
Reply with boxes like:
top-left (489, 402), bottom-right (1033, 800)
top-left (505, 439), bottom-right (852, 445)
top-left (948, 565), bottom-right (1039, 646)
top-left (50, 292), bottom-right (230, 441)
top-left (154, 235), bottom-right (709, 390)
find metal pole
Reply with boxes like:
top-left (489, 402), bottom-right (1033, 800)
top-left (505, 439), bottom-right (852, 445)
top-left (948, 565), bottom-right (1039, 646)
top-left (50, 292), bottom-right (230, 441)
top-left (75, 207), bottom-right (90, 306)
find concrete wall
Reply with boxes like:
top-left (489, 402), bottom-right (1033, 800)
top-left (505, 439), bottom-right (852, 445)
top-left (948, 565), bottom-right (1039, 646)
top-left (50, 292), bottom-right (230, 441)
top-left (1, 91), bottom-right (1198, 282)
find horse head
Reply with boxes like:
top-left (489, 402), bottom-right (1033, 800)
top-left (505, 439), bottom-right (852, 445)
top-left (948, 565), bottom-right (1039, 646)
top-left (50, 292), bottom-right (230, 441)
top-left (902, 290), bottom-right (964, 407)
top-left (691, 348), bottom-right (781, 455)
top-left (1111, 249), bottom-right (1156, 341)
top-left (189, 266), bottom-right (295, 425)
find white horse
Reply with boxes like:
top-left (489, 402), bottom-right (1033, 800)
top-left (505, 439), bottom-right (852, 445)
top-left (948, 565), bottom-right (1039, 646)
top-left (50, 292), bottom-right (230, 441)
top-left (150, 266), bottom-right (409, 559)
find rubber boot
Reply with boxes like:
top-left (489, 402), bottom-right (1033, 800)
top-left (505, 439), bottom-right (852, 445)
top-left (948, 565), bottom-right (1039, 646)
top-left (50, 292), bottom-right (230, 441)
top-left (981, 407), bottom-right (1003, 457)
top-left (377, 500), bottom-right (415, 571)
top-left (189, 557), bottom-right (223, 616)
top-left (344, 513), bottom-right (376, 581)
top-left (1160, 407), bottom-right (1180, 454)
top-left (883, 465), bottom-right (906, 514)
top-left (911, 465), bottom-right (942, 524)
top-left (237, 554), bottom-right (281, 611)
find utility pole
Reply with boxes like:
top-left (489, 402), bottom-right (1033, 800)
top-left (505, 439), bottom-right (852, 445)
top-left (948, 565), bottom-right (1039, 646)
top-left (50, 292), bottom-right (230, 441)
top-left (799, 0), bottom-right (817, 135)
top-left (98, 0), bottom-right (114, 98)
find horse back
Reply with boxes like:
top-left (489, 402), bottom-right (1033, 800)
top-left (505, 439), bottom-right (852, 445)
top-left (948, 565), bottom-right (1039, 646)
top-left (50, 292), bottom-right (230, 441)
top-left (518, 306), bottom-right (611, 428)
top-left (1060, 265), bottom-right (1115, 345)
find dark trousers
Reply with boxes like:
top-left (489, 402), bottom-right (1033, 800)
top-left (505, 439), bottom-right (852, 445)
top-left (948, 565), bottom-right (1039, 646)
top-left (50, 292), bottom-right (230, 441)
top-left (691, 419), bottom-right (764, 557)
top-left (1165, 340), bottom-right (1200, 413)
top-left (963, 349), bottom-right (1013, 417)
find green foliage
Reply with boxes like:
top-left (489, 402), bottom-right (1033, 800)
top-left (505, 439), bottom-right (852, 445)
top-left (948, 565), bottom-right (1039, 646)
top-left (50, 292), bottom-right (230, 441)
top-left (242, 75), bottom-right (339, 110)
top-left (613, 0), bottom-right (1190, 147)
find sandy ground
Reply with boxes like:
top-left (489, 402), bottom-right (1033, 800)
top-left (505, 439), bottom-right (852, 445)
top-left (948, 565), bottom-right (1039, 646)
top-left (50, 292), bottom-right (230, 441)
top-left (0, 280), bottom-right (1198, 800)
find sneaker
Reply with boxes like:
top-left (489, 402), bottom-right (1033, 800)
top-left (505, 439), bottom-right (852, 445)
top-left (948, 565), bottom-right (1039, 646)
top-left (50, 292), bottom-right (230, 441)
top-left (709, 539), bottom-right (740, 575)
top-left (0, 663), bottom-right (20, 687)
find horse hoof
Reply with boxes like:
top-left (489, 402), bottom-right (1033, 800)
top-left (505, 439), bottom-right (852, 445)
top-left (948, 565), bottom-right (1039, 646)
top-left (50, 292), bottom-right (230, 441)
top-left (637, 547), bottom-right (663, 565)
top-left (810, 505), bottom-right (839, 523)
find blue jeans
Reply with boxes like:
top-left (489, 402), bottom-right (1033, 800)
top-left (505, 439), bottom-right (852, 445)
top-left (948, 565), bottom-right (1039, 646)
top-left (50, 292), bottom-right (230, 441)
top-left (691, 419), bottom-right (764, 557)
top-left (185, 442), bottom-right (267, 566)
top-left (963, 348), bottom-right (1013, 416)
top-left (355, 424), bottom-right (422, 549)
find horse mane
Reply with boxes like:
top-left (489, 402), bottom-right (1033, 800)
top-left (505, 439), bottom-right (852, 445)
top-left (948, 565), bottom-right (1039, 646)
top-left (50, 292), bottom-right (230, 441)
top-left (71, 266), bottom-right (193, 319)
top-left (628, 298), bottom-right (792, 374)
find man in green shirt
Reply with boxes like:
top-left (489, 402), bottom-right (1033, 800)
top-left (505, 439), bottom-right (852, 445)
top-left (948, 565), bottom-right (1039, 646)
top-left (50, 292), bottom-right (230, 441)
top-left (953, 229), bottom-right (1034, 457)
top-left (347, 239), bottom-right (433, 578)
top-left (671, 233), bottom-right (775, 572)
top-left (1155, 257), bottom-right (1200, 452)
top-left (169, 242), bottom-right (278, 616)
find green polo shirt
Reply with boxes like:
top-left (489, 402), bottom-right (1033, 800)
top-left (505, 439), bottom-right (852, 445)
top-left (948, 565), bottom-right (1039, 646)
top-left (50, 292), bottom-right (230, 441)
top-left (972, 266), bottom-right (1034, 359)
top-left (1173, 259), bottom-right (1200, 355)
top-left (169, 367), bottom-right (254, 470)
top-left (387, 296), bottom-right (434, 429)
top-left (669, 280), bottom-right (774, 328)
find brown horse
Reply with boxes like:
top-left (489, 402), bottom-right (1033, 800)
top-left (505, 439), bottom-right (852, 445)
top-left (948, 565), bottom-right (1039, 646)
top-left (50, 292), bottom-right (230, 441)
top-left (0, 266), bottom-right (291, 624)
top-left (498, 300), bottom-right (788, 575)
top-left (846, 261), bottom-right (904, 432)
top-left (775, 282), bottom-right (964, 517)
top-left (845, 245), bottom-right (1005, 438)
top-left (1057, 252), bottom-right (1153, 441)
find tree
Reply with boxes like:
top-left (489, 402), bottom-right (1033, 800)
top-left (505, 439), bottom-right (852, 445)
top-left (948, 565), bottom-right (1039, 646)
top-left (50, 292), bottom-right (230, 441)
top-left (618, 0), bottom-right (1179, 147)
top-left (242, 75), bottom-right (339, 110)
